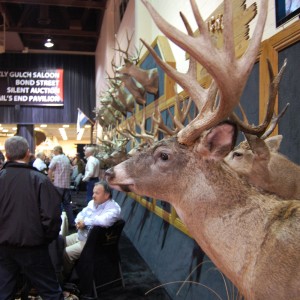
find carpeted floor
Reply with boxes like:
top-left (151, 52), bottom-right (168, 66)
top-left (71, 191), bottom-right (171, 300)
top-left (97, 233), bottom-right (171, 300)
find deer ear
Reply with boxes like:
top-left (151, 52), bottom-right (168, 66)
top-left (196, 122), bottom-right (237, 160)
top-left (265, 135), bottom-right (282, 152)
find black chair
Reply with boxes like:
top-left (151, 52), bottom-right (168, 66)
top-left (74, 219), bottom-right (125, 299)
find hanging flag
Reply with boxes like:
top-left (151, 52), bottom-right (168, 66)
top-left (77, 108), bottom-right (89, 134)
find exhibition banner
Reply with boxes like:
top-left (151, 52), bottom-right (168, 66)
top-left (0, 69), bottom-right (64, 106)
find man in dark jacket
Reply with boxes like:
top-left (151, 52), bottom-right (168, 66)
top-left (0, 136), bottom-right (64, 299)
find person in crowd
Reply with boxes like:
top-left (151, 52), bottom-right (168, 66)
top-left (72, 153), bottom-right (85, 175)
top-left (44, 155), bottom-right (51, 169)
top-left (48, 145), bottom-right (75, 229)
top-left (82, 146), bottom-right (100, 203)
top-left (33, 151), bottom-right (47, 173)
top-left (63, 180), bottom-right (121, 279)
top-left (0, 150), bottom-right (4, 170)
top-left (70, 153), bottom-right (85, 193)
top-left (0, 136), bottom-right (64, 299)
top-left (28, 152), bottom-right (36, 167)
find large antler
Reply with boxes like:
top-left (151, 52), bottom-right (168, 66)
top-left (230, 59), bottom-right (289, 138)
top-left (114, 31), bottom-right (136, 63)
top-left (124, 109), bottom-right (156, 143)
top-left (141, 0), bottom-right (268, 145)
top-left (152, 95), bottom-right (193, 137)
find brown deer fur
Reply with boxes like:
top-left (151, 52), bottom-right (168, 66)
top-left (225, 135), bottom-right (300, 199)
top-left (106, 123), bottom-right (300, 299)
top-left (106, 0), bottom-right (300, 298)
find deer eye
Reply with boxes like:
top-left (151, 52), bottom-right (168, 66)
top-left (232, 151), bottom-right (243, 158)
top-left (160, 152), bottom-right (169, 161)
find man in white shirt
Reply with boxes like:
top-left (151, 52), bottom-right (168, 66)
top-left (33, 151), bottom-right (47, 173)
top-left (63, 180), bottom-right (121, 278)
top-left (82, 146), bottom-right (100, 203)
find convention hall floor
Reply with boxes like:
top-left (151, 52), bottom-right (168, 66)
top-left (97, 233), bottom-right (171, 300)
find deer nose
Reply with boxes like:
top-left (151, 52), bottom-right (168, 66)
top-left (105, 167), bottom-right (115, 180)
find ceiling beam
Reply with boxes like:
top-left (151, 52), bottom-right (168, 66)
top-left (0, 0), bottom-right (106, 10)
top-left (0, 3), bottom-right (14, 26)
top-left (7, 26), bottom-right (99, 38)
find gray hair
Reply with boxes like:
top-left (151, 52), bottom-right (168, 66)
top-left (36, 152), bottom-right (45, 159)
top-left (53, 145), bottom-right (63, 154)
top-left (5, 136), bottom-right (29, 161)
top-left (85, 146), bottom-right (96, 156)
top-left (95, 180), bottom-right (112, 198)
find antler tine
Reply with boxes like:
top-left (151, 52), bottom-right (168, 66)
top-left (260, 103), bottom-right (289, 139)
top-left (130, 44), bottom-right (143, 65)
top-left (152, 105), bottom-right (177, 136)
top-left (179, 12), bottom-right (197, 80)
top-left (138, 109), bottom-right (155, 139)
top-left (140, 10), bottom-right (208, 114)
top-left (173, 95), bottom-right (193, 132)
top-left (141, 0), bottom-right (268, 145)
top-left (114, 31), bottom-right (134, 61)
top-left (200, 80), bottom-right (219, 115)
top-left (231, 59), bottom-right (288, 137)
top-left (124, 112), bottom-right (155, 143)
top-left (152, 95), bottom-right (195, 137)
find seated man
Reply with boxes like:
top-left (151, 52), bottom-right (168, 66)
top-left (63, 180), bottom-right (121, 279)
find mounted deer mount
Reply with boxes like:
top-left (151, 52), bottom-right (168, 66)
top-left (109, 57), bottom-right (147, 107)
top-left (105, 0), bottom-right (300, 299)
top-left (109, 80), bottom-right (135, 114)
top-left (225, 133), bottom-right (300, 200)
top-left (115, 31), bottom-right (159, 98)
top-left (93, 103), bottom-right (122, 129)
top-left (117, 58), bottom-right (159, 95)
top-left (96, 127), bottom-right (130, 168)
top-left (99, 88), bottom-right (127, 117)
top-left (115, 73), bottom-right (147, 106)
top-left (225, 58), bottom-right (300, 200)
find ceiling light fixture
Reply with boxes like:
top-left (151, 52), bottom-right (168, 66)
top-left (44, 38), bottom-right (54, 48)
top-left (58, 128), bottom-right (68, 140)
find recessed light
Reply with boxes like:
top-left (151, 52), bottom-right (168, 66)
top-left (59, 128), bottom-right (68, 140)
top-left (44, 38), bottom-right (54, 48)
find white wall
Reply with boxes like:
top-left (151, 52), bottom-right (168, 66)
top-left (95, 0), bottom-right (118, 101)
